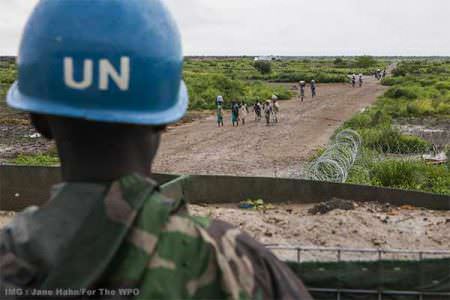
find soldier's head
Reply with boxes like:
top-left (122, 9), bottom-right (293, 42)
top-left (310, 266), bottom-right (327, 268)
top-left (7, 0), bottom-right (187, 181)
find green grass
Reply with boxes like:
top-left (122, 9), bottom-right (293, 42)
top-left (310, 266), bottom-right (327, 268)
top-left (185, 57), bottom-right (388, 83)
top-left (184, 72), bottom-right (292, 110)
top-left (343, 60), bottom-right (450, 195)
top-left (348, 158), bottom-right (450, 195)
top-left (12, 153), bottom-right (60, 166)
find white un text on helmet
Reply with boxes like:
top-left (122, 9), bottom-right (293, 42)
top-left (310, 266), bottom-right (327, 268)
top-left (63, 57), bottom-right (130, 91)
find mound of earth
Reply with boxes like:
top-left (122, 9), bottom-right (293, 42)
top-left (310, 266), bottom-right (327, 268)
top-left (308, 198), bottom-right (356, 215)
top-left (190, 202), bottom-right (450, 261)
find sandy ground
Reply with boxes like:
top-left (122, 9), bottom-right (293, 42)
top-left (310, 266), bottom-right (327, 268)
top-left (2, 201), bottom-right (449, 262)
top-left (154, 77), bottom-right (387, 177)
top-left (190, 202), bottom-right (450, 261)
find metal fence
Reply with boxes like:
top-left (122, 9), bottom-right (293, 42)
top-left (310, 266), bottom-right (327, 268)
top-left (266, 245), bottom-right (450, 300)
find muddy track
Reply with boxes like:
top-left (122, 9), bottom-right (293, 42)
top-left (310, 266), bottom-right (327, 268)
top-left (154, 77), bottom-right (387, 177)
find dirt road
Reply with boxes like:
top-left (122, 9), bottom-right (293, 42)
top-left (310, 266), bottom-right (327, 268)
top-left (154, 77), bottom-right (387, 177)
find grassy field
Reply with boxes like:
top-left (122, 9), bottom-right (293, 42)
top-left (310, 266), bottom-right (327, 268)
top-left (340, 60), bottom-right (450, 195)
top-left (0, 59), bottom-right (18, 119)
top-left (184, 56), bottom-right (388, 109)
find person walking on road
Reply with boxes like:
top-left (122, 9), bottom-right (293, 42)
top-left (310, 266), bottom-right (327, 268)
top-left (299, 81), bottom-right (306, 102)
top-left (254, 101), bottom-right (262, 121)
top-left (216, 105), bottom-right (224, 127)
top-left (351, 74), bottom-right (356, 88)
top-left (240, 101), bottom-right (248, 125)
top-left (231, 101), bottom-right (240, 127)
top-left (216, 95), bottom-right (224, 106)
top-left (272, 95), bottom-right (280, 123)
top-left (311, 80), bottom-right (317, 98)
top-left (358, 74), bottom-right (363, 87)
top-left (264, 100), bottom-right (273, 125)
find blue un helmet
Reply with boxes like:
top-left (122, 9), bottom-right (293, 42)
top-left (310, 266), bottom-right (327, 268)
top-left (7, 0), bottom-right (188, 125)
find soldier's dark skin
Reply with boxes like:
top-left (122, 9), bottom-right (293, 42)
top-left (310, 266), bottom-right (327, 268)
top-left (30, 113), bottom-right (163, 182)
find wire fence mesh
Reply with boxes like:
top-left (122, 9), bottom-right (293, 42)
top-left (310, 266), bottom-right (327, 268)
top-left (266, 245), bottom-right (450, 300)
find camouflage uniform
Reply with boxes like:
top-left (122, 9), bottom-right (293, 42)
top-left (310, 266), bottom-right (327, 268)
top-left (0, 174), bottom-right (312, 299)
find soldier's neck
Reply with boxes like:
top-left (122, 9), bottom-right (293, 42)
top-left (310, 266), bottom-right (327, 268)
top-left (57, 145), bottom-right (157, 183)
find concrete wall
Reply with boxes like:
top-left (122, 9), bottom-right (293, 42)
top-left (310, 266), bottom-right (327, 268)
top-left (1, 166), bottom-right (449, 211)
top-left (0, 166), bottom-right (178, 211)
top-left (182, 175), bottom-right (449, 210)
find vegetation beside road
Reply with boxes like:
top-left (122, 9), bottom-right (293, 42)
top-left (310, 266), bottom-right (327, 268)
top-left (184, 57), bottom-right (388, 109)
top-left (340, 60), bottom-right (450, 195)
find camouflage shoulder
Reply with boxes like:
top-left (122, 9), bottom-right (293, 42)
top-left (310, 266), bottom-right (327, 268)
top-left (202, 220), bottom-right (313, 300)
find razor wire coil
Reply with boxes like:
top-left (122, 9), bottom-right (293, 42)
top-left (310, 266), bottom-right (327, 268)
top-left (306, 129), bottom-right (362, 183)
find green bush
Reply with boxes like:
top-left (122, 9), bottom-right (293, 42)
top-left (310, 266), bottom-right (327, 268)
top-left (354, 56), bottom-right (378, 68)
top-left (368, 160), bottom-right (450, 195)
top-left (385, 86), bottom-right (419, 99)
top-left (359, 127), bottom-right (431, 154)
top-left (435, 81), bottom-right (450, 91)
top-left (381, 77), bottom-right (404, 86)
top-left (253, 61), bottom-right (272, 74)
top-left (184, 73), bottom-right (291, 109)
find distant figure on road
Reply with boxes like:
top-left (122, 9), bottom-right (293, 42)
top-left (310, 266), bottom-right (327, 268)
top-left (231, 101), bottom-right (240, 127)
top-left (351, 74), bottom-right (356, 88)
top-left (264, 100), bottom-right (273, 125)
top-left (216, 95), bottom-right (224, 106)
top-left (299, 81), bottom-right (306, 102)
top-left (254, 101), bottom-right (262, 121)
top-left (272, 96), bottom-right (279, 123)
top-left (359, 74), bottom-right (363, 87)
top-left (311, 80), bottom-right (317, 98)
top-left (382, 69), bottom-right (387, 79)
top-left (216, 105), bottom-right (224, 127)
top-left (240, 102), bottom-right (249, 125)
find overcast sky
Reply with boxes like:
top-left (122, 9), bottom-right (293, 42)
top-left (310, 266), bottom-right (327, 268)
top-left (1, 0), bottom-right (449, 56)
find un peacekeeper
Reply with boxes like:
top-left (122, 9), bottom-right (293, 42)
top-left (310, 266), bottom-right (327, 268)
top-left (0, 1), bottom-right (312, 299)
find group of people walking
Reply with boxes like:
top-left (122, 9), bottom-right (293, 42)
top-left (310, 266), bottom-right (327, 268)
top-left (298, 80), bottom-right (316, 102)
top-left (216, 95), bottom-right (280, 127)
top-left (351, 74), bottom-right (364, 88)
top-left (375, 69), bottom-right (386, 80)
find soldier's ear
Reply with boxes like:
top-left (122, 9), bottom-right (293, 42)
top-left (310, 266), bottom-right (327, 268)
top-left (30, 113), bottom-right (53, 140)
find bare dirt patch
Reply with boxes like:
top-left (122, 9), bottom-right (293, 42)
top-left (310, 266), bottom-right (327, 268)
top-left (190, 202), bottom-right (450, 261)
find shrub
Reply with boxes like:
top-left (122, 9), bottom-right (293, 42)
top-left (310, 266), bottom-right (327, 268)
top-left (435, 81), bottom-right (450, 91)
top-left (368, 160), bottom-right (450, 194)
top-left (184, 73), bottom-right (291, 109)
top-left (343, 109), bottom-right (391, 130)
top-left (253, 61), bottom-right (272, 74)
top-left (436, 102), bottom-right (450, 115)
top-left (406, 99), bottom-right (435, 116)
top-left (385, 86), bottom-right (419, 99)
top-left (381, 77), bottom-right (405, 86)
top-left (354, 56), bottom-right (377, 68)
top-left (359, 127), bottom-right (430, 154)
